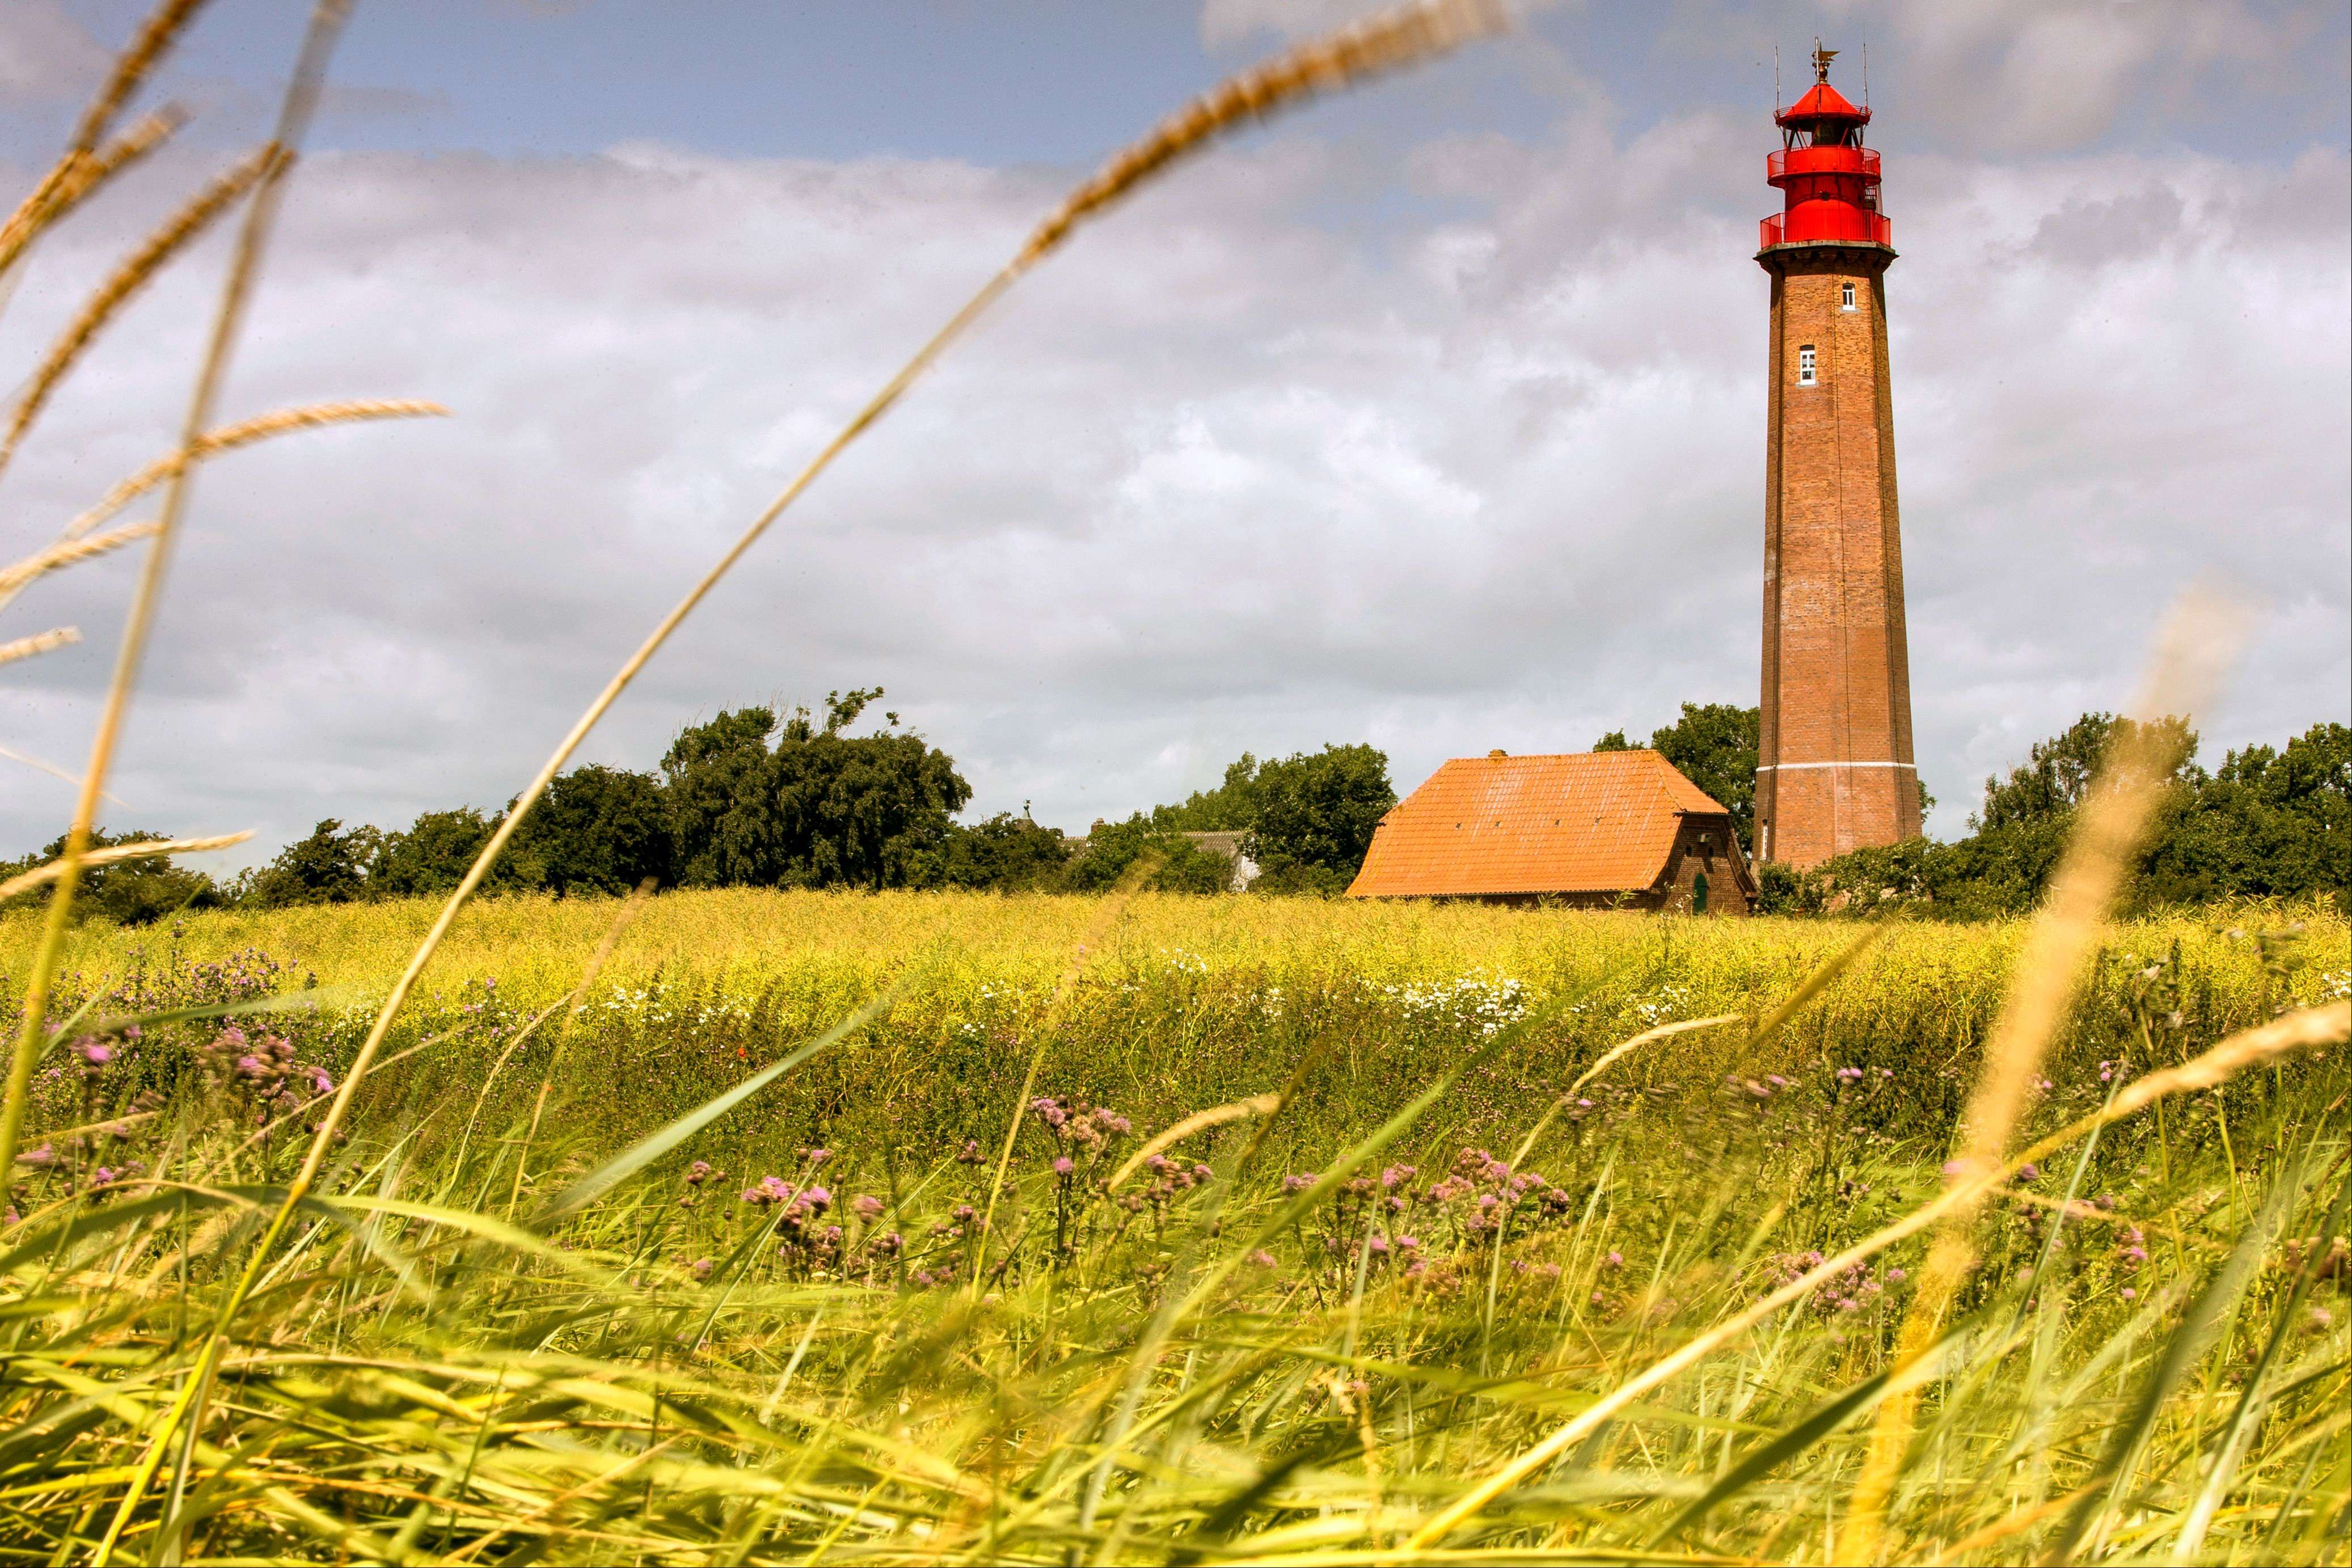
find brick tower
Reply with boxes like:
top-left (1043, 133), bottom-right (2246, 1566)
top-left (1754, 45), bottom-right (1920, 869)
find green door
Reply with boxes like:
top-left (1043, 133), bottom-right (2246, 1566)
top-left (1693, 870), bottom-right (1709, 915)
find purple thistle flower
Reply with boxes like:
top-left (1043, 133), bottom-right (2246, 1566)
top-left (851, 1194), bottom-right (885, 1219)
top-left (1052, 1156), bottom-right (1075, 1177)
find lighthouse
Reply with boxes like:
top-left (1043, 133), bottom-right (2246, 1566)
top-left (1753, 45), bottom-right (1920, 870)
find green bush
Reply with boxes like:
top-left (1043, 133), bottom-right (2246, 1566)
top-left (1061, 817), bottom-right (1233, 893)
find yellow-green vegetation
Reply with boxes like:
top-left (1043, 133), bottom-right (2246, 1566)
top-left (11, 894), bottom-right (2347, 1165)
top-left (4, 3), bottom-right (2347, 1562)
top-left (1, 894), bottom-right (2346, 1562)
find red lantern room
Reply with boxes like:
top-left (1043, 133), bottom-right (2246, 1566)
top-left (1761, 47), bottom-right (1889, 250)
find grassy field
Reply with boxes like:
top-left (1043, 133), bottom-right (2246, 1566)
top-left (1, 893), bottom-right (2346, 1562)
top-left (4, 4), bottom-right (2347, 1561)
top-left (10, 892), bottom-right (2347, 1168)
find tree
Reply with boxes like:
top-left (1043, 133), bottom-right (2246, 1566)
top-left (2140, 722), bottom-right (2349, 905)
top-left (1974, 712), bottom-right (2198, 831)
top-left (371, 807), bottom-right (516, 898)
top-left (1243, 743), bottom-right (1395, 894)
top-left (662, 690), bottom-right (973, 891)
top-left (662, 707), bottom-right (783, 888)
top-left (0, 829), bottom-right (222, 925)
top-left (937, 812), bottom-right (1071, 892)
top-left (1063, 817), bottom-right (1234, 894)
top-left (242, 819), bottom-right (377, 907)
top-left (1149, 755), bottom-right (1261, 832)
top-left (506, 766), bottom-right (672, 896)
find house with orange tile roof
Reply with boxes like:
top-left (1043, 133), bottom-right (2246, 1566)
top-left (1345, 750), bottom-right (1756, 914)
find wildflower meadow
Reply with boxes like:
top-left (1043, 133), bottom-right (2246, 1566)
top-left (1, 891), bottom-right (2346, 1562)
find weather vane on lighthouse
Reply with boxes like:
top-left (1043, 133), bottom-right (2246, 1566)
top-left (1811, 41), bottom-right (1838, 82)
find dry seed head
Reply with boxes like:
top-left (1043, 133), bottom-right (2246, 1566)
top-left (1019, 0), bottom-right (1508, 266)
top-left (0, 520), bottom-right (161, 601)
top-left (0, 109), bottom-right (187, 285)
top-left (1843, 593), bottom-right (2247, 1567)
top-left (0, 626), bottom-right (81, 669)
top-left (0, 830), bottom-right (251, 905)
top-left (1955, 591), bottom-right (2243, 1177)
top-left (0, 146), bottom-right (278, 476)
top-left (60, 399), bottom-right (449, 543)
top-left (69, 0), bottom-right (213, 158)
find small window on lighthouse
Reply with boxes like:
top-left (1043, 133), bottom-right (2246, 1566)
top-left (1841, 282), bottom-right (1857, 310)
top-left (1797, 345), bottom-right (1817, 386)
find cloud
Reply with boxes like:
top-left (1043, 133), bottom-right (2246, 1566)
top-left (0, 2), bottom-right (107, 107)
top-left (1199, 0), bottom-right (1392, 48)
top-left (1877, 0), bottom-right (2308, 150)
top-left (0, 91), bottom-right (2342, 863)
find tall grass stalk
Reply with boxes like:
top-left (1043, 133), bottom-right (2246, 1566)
top-left (1842, 594), bottom-right (2244, 1562)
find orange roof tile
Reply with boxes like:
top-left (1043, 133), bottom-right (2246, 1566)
top-left (1346, 750), bottom-right (1732, 899)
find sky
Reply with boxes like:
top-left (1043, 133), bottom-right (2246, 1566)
top-left (1, 0), bottom-right (2347, 869)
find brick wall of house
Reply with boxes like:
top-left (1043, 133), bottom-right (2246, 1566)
top-left (1756, 246), bottom-right (1921, 870)
top-left (1656, 815), bottom-right (1755, 916)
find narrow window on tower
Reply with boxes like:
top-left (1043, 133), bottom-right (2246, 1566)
top-left (1797, 345), bottom-right (1817, 386)
top-left (1841, 281), bottom-right (1857, 310)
